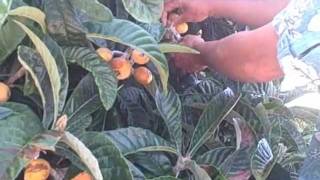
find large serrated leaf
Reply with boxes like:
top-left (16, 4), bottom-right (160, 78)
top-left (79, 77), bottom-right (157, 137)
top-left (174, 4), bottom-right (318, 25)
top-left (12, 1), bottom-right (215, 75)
top-left (121, 0), bottom-right (163, 23)
top-left (251, 139), bottom-right (275, 180)
top-left (0, 103), bottom-right (61, 180)
top-left (80, 132), bottom-right (133, 180)
top-left (69, 0), bottom-right (113, 22)
top-left (61, 132), bottom-right (103, 180)
top-left (155, 89), bottom-right (182, 153)
top-left (13, 20), bottom-right (61, 128)
top-left (44, 0), bottom-right (88, 46)
top-left (188, 89), bottom-right (241, 156)
top-left (8, 6), bottom-right (46, 32)
top-left (106, 127), bottom-right (177, 156)
top-left (0, 20), bottom-right (25, 64)
top-left (159, 43), bottom-right (200, 54)
top-left (17, 46), bottom-right (55, 128)
top-left (85, 19), bottom-right (169, 91)
top-left (196, 147), bottom-right (235, 168)
top-left (63, 47), bottom-right (117, 111)
top-left (0, 0), bottom-right (12, 27)
top-left (63, 74), bottom-right (102, 135)
top-left (43, 36), bottom-right (69, 115)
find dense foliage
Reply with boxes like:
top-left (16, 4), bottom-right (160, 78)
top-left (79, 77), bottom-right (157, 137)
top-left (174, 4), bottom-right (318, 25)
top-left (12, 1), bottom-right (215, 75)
top-left (0, 0), bottom-right (319, 180)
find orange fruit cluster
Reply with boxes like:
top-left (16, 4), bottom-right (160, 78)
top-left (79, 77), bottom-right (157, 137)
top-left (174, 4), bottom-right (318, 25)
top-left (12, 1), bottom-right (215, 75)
top-left (0, 82), bottom-right (10, 103)
top-left (24, 159), bottom-right (51, 180)
top-left (97, 47), bottom-right (153, 86)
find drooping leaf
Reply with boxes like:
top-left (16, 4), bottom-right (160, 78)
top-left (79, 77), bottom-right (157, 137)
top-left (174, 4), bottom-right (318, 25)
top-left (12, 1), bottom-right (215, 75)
top-left (43, 36), bottom-right (69, 115)
top-left (148, 176), bottom-right (179, 180)
top-left (80, 132), bottom-right (133, 180)
top-left (105, 127), bottom-right (177, 156)
top-left (196, 147), bottom-right (235, 168)
top-left (85, 19), bottom-right (169, 91)
top-left (121, 0), bottom-right (163, 23)
top-left (8, 6), bottom-right (46, 32)
top-left (61, 132), bottom-right (103, 180)
top-left (44, 0), bottom-right (88, 46)
top-left (0, 103), bottom-right (61, 179)
top-left (155, 89), bottom-right (182, 153)
top-left (126, 160), bottom-right (145, 180)
top-left (251, 139), bottom-right (275, 180)
top-left (188, 89), bottom-right (241, 156)
top-left (299, 133), bottom-right (320, 180)
top-left (14, 20), bottom-right (61, 127)
top-left (186, 160), bottom-right (211, 180)
top-left (159, 43), bottom-right (200, 54)
top-left (138, 22), bottom-right (165, 42)
top-left (63, 74), bottom-right (102, 135)
top-left (0, 0), bottom-right (12, 27)
top-left (63, 47), bottom-right (117, 111)
top-left (69, 0), bottom-right (113, 22)
top-left (0, 20), bottom-right (25, 64)
top-left (17, 46), bottom-right (55, 128)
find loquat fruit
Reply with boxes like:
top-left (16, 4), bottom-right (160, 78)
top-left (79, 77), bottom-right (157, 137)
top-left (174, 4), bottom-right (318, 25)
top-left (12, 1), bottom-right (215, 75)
top-left (134, 67), bottom-right (153, 86)
top-left (0, 82), bottom-right (10, 103)
top-left (131, 50), bottom-right (150, 65)
top-left (110, 57), bottom-right (132, 80)
top-left (96, 48), bottom-right (113, 62)
top-left (71, 172), bottom-right (93, 180)
top-left (175, 23), bottom-right (189, 34)
top-left (24, 159), bottom-right (51, 180)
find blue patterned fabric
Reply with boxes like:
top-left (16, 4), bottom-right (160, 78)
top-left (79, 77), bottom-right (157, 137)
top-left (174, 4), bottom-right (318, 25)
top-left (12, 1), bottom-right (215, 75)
top-left (272, 0), bottom-right (320, 91)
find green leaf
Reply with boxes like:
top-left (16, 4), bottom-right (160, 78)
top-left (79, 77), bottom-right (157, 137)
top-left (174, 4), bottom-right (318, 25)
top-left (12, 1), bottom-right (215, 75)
top-left (159, 43), bottom-right (200, 54)
top-left (0, 20), bottom-right (25, 64)
top-left (299, 133), bottom-right (320, 180)
top-left (80, 132), bottom-right (133, 180)
top-left (85, 19), bottom-right (169, 91)
top-left (0, 103), bottom-right (61, 179)
top-left (17, 46), bottom-right (55, 128)
top-left (126, 160), bottom-right (145, 180)
top-left (14, 20), bottom-right (61, 127)
top-left (44, 0), bottom-right (88, 46)
top-left (61, 132), bottom-right (103, 180)
top-left (0, 106), bottom-right (12, 119)
top-left (105, 127), bottom-right (177, 156)
top-left (186, 160), bottom-right (211, 180)
top-left (188, 89), bottom-right (241, 156)
top-left (8, 6), bottom-right (46, 32)
top-left (148, 176), bottom-right (179, 180)
top-left (69, 0), bottom-right (113, 22)
top-left (121, 0), bottom-right (163, 23)
top-left (63, 74), bottom-right (102, 135)
top-left (251, 139), bottom-right (276, 180)
top-left (63, 47), bottom-right (117, 111)
top-left (43, 36), bottom-right (69, 115)
top-left (155, 88), bottom-right (182, 153)
top-left (0, 0), bottom-right (12, 27)
top-left (138, 22), bottom-right (165, 42)
top-left (196, 147), bottom-right (235, 168)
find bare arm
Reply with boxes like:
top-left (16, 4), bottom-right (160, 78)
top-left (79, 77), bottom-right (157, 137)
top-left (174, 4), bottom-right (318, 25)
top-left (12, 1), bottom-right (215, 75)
top-left (195, 24), bottom-right (284, 82)
top-left (210, 0), bottom-right (290, 27)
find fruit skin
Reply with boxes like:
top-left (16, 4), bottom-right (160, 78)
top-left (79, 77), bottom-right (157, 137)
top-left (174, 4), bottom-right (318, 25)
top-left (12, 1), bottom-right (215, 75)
top-left (134, 67), bottom-right (153, 86)
top-left (131, 50), bottom-right (150, 65)
top-left (0, 82), bottom-right (10, 103)
top-left (110, 57), bottom-right (132, 80)
top-left (24, 159), bottom-right (51, 180)
top-left (175, 23), bottom-right (189, 34)
top-left (71, 172), bottom-right (93, 180)
top-left (96, 47), bottom-right (113, 62)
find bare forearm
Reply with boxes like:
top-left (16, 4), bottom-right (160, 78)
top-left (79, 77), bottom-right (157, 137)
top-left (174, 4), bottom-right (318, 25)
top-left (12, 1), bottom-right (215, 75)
top-left (196, 24), bottom-right (283, 82)
top-left (207, 0), bottom-right (290, 27)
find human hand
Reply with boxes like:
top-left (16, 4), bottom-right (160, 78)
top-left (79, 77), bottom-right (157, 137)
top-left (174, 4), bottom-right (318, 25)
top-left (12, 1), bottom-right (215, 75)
top-left (172, 35), bottom-right (207, 73)
top-left (162, 0), bottom-right (211, 26)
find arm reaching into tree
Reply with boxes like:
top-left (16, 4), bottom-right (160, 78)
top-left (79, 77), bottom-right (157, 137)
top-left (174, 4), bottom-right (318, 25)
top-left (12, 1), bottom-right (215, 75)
top-left (162, 0), bottom-right (290, 27)
top-left (173, 23), bottom-right (284, 82)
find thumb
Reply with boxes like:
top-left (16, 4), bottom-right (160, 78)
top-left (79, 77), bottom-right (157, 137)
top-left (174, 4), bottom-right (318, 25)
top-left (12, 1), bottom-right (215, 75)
top-left (168, 14), bottom-right (187, 26)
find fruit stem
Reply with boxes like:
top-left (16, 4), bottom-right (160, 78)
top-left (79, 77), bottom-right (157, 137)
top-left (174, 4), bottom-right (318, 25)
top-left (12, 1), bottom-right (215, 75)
top-left (6, 67), bottom-right (26, 86)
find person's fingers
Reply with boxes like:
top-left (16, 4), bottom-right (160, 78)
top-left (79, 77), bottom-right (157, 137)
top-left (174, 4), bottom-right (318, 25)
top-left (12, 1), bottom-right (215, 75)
top-left (161, 11), bottom-right (168, 25)
top-left (162, 0), bottom-right (182, 26)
